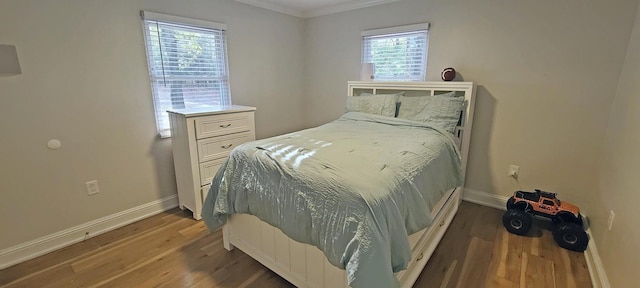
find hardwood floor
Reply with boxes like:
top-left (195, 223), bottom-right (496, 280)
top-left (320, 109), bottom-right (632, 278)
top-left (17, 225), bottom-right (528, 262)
top-left (0, 201), bottom-right (591, 288)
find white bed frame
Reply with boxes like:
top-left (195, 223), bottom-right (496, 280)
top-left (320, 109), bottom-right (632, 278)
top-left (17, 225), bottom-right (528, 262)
top-left (221, 81), bottom-right (476, 287)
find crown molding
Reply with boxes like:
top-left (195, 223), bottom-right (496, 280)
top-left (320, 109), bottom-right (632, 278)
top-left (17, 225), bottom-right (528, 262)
top-left (235, 0), bottom-right (305, 18)
top-left (235, 0), bottom-right (401, 19)
top-left (304, 0), bottom-right (400, 18)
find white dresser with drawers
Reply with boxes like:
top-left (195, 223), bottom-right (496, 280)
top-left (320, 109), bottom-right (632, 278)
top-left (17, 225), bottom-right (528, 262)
top-left (168, 105), bottom-right (256, 220)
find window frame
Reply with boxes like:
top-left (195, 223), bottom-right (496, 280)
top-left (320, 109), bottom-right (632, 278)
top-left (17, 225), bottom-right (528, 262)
top-left (140, 11), bottom-right (231, 138)
top-left (361, 23), bottom-right (430, 82)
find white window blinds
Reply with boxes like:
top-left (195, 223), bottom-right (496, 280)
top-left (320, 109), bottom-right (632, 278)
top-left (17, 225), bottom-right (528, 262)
top-left (362, 23), bottom-right (429, 81)
top-left (141, 11), bottom-right (231, 137)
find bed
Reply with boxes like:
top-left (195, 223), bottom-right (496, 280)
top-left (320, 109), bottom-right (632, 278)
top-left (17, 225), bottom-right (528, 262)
top-left (202, 81), bottom-right (476, 287)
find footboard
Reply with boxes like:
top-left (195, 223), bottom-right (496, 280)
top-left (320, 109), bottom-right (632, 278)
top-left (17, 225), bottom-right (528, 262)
top-left (222, 187), bottom-right (462, 288)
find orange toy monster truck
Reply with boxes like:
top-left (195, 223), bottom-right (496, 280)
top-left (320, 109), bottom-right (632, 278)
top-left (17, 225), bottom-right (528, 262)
top-left (502, 189), bottom-right (589, 252)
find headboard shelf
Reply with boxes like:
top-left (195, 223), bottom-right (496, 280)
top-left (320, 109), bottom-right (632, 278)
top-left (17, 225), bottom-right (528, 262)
top-left (347, 81), bottom-right (477, 183)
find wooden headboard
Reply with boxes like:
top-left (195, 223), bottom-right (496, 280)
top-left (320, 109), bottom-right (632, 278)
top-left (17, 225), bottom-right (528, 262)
top-left (347, 81), bottom-right (477, 181)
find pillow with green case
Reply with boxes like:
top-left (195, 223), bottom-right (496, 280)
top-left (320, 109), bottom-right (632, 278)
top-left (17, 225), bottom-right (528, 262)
top-left (359, 92), bottom-right (404, 117)
top-left (397, 92), bottom-right (464, 133)
top-left (345, 93), bottom-right (401, 117)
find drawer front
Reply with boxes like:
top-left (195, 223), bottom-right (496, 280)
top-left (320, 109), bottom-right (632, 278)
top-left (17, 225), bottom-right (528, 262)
top-left (397, 189), bottom-right (460, 284)
top-left (199, 158), bottom-right (226, 186)
top-left (195, 112), bottom-right (252, 139)
top-left (197, 131), bottom-right (253, 162)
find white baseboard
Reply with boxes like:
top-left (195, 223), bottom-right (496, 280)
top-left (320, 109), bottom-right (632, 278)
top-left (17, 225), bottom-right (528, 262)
top-left (584, 229), bottom-right (610, 288)
top-left (0, 195), bottom-right (178, 270)
top-left (462, 188), bottom-right (609, 288)
top-left (462, 188), bottom-right (509, 211)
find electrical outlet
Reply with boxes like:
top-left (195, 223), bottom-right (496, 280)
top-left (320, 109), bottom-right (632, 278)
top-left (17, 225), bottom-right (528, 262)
top-left (607, 210), bottom-right (615, 231)
top-left (508, 165), bottom-right (520, 179)
top-left (86, 180), bottom-right (100, 195)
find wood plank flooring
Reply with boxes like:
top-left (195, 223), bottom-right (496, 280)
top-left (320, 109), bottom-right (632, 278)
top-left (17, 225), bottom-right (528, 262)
top-left (0, 201), bottom-right (591, 287)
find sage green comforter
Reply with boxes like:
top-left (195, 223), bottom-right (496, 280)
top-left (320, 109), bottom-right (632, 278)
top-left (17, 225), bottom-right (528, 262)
top-left (202, 112), bottom-right (463, 287)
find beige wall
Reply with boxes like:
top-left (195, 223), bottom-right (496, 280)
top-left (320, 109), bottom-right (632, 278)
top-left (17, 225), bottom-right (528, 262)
top-left (2, 0), bottom-right (640, 282)
top-left (591, 3), bottom-right (640, 287)
top-left (0, 0), bottom-right (306, 250)
top-left (304, 0), bottom-right (639, 212)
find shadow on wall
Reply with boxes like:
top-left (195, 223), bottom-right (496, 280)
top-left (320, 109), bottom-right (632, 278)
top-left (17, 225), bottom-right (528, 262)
top-left (465, 85), bottom-right (497, 194)
top-left (150, 138), bottom-right (178, 208)
top-left (453, 71), bottom-right (465, 82)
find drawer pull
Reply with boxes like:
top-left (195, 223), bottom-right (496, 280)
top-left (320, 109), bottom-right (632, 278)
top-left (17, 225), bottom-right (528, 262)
top-left (416, 253), bottom-right (424, 261)
top-left (440, 221), bottom-right (445, 227)
top-left (220, 124), bottom-right (232, 128)
top-left (221, 144), bottom-right (233, 149)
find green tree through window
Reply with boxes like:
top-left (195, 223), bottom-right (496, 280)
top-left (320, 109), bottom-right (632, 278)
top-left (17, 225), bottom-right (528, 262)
top-left (142, 14), bottom-right (230, 137)
top-left (362, 25), bottom-right (428, 81)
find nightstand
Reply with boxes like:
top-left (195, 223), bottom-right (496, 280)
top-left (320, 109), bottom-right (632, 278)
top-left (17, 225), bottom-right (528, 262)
top-left (168, 105), bottom-right (256, 220)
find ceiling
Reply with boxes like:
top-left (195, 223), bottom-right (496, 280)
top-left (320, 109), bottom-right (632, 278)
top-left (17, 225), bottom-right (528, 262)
top-left (235, 0), bottom-right (400, 18)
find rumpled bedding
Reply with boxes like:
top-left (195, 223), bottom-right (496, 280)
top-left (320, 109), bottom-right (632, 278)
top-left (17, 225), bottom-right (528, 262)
top-left (201, 112), bottom-right (463, 288)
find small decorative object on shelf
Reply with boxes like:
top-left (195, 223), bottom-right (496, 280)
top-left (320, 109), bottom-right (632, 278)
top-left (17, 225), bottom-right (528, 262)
top-left (361, 63), bottom-right (375, 81)
top-left (441, 67), bottom-right (456, 81)
top-left (502, 189), bottom-right (589, 252)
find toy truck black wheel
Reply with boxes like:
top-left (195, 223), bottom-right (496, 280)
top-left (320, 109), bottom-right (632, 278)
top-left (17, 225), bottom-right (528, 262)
top-left (502, 209), bottom-right (533, 236)
top-left (553, 212), bottom-right (584, 226)
top-left (506, 197), bottom-right (516, 210)
top-left (553, 222), bottom-right (589, 252)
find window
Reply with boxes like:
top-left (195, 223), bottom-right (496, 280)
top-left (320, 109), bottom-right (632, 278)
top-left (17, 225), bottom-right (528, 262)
top-left (141, 11), bottom-right (231, 137)
top-left (543, 200), bottom-right (555, 206)
top-left (361, 23), bottom-right (429, 81)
